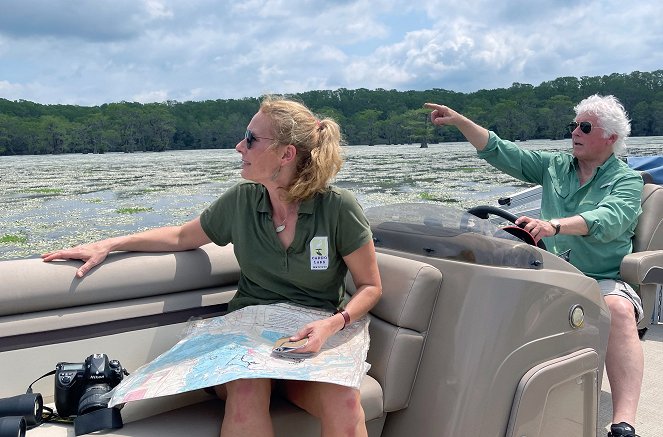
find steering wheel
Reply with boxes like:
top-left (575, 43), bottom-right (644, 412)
top-left (467, 205), bottom-right (547, 250)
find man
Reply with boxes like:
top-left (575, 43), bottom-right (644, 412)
top-left (424, 95), bottom-right (644, 437)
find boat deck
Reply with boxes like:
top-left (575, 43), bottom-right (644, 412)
top-left (599, 322), bottom-right (663, 436)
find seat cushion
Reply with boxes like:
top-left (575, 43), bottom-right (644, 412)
top-left (347, 252), bottom-right (443, 412)
top-left (634, 184), bottom-right (663, 252)
top-left (0, 244), bottom-right (239, 317)
top-left (29, 376), bottom-right (384, 437)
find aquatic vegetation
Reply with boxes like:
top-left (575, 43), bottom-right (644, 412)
top-left (116, 207), bottom-right (154, 214)
top-left (25, 188), bottom-right (63, 195)
top-left (419, 192), bottom-right (437, 200)
top-left (1, 139), bottom-right (660, 260)
top-left (419, 192), bottom-right (459, 203)
top-left (1, 234), bottom-right (27, 244)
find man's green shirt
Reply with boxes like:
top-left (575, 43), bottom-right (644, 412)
top-left (477, 131), bottom-right (643, 280)
top-left (200, 181), bottom-right (372, 312)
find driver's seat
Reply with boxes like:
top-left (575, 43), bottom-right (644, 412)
top-left (620, 183), bottom-right (663, 329)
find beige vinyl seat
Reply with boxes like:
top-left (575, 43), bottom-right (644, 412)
top-left (81, 251), bottom-right (442, 437)
top-left (620, 183), bottom-right (663, 329)
top-left (3, 249), bottom-right (443, 437)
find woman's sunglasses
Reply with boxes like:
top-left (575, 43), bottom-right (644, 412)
top-left (244, 129), bottom-right (274, 149)
top-left (567, 121), bottom-right (601, 135)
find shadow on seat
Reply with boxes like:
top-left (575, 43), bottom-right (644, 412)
top-left (620, 183), bottom-right (663, 330)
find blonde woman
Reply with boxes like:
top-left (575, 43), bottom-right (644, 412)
top-left (43, 96), bottom-right (382, 437)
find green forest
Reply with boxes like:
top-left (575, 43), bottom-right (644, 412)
top-left (0, 70), bottom-right (662, 155)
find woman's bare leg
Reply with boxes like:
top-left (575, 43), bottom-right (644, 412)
top-left (282, 380), bottom-right (367, 437)
top-left (217, 378), bottom-right (274, 437)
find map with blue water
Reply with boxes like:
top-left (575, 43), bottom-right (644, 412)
top-left (108, 303), bottom-right (370, 407)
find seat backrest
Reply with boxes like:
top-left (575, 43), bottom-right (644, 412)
top-left (633, 184), bottom-right (663, 252)
top-left (346, 252), bottom-right (443, 412)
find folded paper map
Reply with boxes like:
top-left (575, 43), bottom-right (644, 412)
top-left (108, 302), bottom-right (370, 407)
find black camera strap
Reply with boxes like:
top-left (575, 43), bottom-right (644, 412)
top-left (27, 369), bottom-right (56, 393)
top-left (73, 407), bottom-right (123, 436)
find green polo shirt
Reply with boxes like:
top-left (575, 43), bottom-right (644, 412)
top-left (200, 181), bottom-right (372, 312)
top-left (477, 131), bottom-right (643, 280)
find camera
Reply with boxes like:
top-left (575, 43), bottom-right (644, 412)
top-left (54, 354), bottom-right (126, 418)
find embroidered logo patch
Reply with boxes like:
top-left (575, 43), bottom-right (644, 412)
top-left (310, 236), bottom-right (329, 270)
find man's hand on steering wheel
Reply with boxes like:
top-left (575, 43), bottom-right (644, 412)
top-left (466, 205), bottom-right (547, 250)
top-left (514, 216), bottom-right (556, 243)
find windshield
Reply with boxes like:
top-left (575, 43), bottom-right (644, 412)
top-left (366, 203), bottom-right (543, 269)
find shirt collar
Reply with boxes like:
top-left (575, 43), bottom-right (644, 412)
top-left (569, 153), bottom-right (618, 176)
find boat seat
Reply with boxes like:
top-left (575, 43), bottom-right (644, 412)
top-left (620, 183), bottom-right (663, 328)
top-left (118, 252), bottom-right (443, 436)
top-left (22, 250), bottom-right (443, 437)
top-left (346, 252), bottom-right (443, 413)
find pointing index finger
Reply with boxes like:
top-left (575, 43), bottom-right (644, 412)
top-left (423, 102), bottom-right (442, 110)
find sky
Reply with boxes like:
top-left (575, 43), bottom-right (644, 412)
top-left (0, 0), bottom-right (661, 107)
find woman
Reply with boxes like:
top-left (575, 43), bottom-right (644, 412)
top-left (42, 96), bottom-right (382, 437)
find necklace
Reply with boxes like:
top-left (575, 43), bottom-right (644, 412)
top-left (275, 219), bottom-right (287, 233)
top-left (274, 203), bottom-right (297, 233)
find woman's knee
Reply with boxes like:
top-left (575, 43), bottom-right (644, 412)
top-left (225, 378), bottom-right (272, 405)
top-left (320, 386), bottom-right (364, 423)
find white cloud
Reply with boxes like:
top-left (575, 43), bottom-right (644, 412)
top-left (0, 80), bottom-right (23, 95)
top-left (132, 89), bottom-right (169, 103)
top-left (0, 0), bottom-right (660, 105)
top-left (145, 0), bottom-right (174, 19)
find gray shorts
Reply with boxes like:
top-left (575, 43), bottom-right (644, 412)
top-left (598, 279), bottom-right (644, 323)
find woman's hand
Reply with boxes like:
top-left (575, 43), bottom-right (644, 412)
top-left (287, 315), bottom-right (343, 354)
top-left (41, 241), bottom-right (112, 278)
top-left (40, 218), bottom-right (212, 279)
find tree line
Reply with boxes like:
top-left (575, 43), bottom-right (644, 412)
top-left (0, 70), bottom-right (662, 155)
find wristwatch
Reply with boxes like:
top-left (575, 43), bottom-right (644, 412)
top-left (549, 219), bottom-right (561, 235)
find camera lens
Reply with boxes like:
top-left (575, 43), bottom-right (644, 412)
top-left (0, 416), bottom-right (26, 437)
top-left (77, 384), bottom-right (112, 416)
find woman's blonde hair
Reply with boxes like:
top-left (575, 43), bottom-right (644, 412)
top-left (260, 96), bottom-right (344, 201)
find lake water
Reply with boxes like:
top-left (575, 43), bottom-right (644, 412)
top-left (2, 136), bottom-right (662, 260)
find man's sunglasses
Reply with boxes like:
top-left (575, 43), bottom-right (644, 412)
top-left (244, 129), bottom-right (274, 149)
top-left (567, 121), bottom-right (602, 135)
